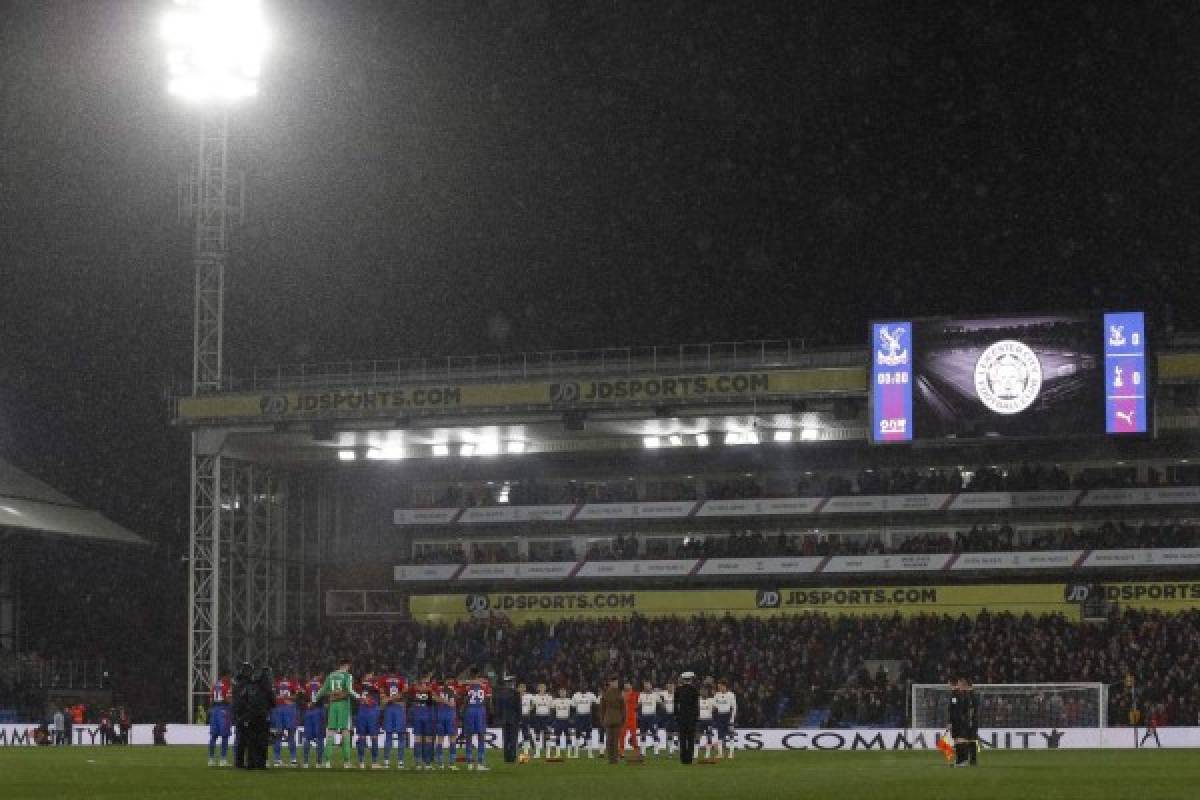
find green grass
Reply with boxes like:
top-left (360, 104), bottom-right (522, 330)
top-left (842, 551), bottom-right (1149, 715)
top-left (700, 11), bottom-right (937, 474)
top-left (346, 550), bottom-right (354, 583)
top-left (1, 746), bottom-right (1197, 800)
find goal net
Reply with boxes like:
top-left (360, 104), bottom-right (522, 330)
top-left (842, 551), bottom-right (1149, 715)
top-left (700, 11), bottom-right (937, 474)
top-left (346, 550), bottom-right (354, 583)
top-left (910, 683), bottom-right (1108, 729)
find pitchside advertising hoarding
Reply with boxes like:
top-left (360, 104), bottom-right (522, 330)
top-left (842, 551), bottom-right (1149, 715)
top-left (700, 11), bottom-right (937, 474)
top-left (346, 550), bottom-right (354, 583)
top-left (871, 312), bottom-right (1150, 443)
top-left (6, 724), bottom-right (1199, 749)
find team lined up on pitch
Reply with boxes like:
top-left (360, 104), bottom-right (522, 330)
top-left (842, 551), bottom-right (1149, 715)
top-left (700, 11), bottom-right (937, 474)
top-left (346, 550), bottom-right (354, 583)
top-left (204, 658), bottom-right (739, 769)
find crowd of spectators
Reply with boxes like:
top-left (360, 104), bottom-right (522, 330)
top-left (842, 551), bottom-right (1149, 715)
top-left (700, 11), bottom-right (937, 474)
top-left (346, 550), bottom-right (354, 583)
top-left (401, 523), bottom-right (1200, 565)
top-left (405, 462), bottom-right (1196, 509)
top-left (293, 608), bottom-right (1200, 728)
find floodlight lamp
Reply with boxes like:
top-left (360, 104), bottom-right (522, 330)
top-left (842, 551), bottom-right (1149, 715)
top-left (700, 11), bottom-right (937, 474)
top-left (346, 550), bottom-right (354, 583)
top-left (643, 436), bottom-right (660, 449)
top-left (162, 0), bottom-right (269, 104)
top-left (337, 449), bottom-right (356, 462)
top-left (695, 433), bottom-right (710, 447)
top-left (773, 431), bottom-right (793, 442)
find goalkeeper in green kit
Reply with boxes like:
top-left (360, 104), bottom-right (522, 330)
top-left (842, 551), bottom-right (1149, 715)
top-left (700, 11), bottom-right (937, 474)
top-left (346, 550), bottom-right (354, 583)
top-left (315, 658), bottom-right (360, 768)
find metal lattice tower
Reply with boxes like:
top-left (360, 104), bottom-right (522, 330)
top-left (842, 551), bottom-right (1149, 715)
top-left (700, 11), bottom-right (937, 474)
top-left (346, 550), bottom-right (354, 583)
top-left (183, 112), bottom-right (250, 719)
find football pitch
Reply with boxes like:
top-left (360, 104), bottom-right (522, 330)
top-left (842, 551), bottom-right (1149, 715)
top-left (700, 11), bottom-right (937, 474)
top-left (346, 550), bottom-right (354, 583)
top-left (1, 747), bottom-right (1196, 800)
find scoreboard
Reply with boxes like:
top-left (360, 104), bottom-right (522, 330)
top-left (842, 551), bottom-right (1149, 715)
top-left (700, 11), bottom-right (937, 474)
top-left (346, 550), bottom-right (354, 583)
top-left (871, 312), bottom-right (1149, 444)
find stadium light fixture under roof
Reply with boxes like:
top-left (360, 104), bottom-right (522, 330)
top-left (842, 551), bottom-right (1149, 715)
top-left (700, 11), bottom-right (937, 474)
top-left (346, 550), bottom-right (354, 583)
top-left (162, 0), bottom-right (269, 103)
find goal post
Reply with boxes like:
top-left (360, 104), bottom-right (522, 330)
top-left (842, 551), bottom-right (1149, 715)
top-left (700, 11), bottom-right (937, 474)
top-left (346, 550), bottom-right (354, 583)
top-left (910, 683), bottom-right (1108, 729)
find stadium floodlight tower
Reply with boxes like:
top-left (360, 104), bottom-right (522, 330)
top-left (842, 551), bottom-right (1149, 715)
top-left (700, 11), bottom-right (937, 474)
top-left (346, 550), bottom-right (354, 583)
top-left (162, 0), bottom-right (269, 720)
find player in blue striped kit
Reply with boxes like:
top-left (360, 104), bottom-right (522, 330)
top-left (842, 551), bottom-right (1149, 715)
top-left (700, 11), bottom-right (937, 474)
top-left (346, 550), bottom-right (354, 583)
top-left (354, 674), bottom-right (383, 768)
top-left (301, 673), bottom-right (328, 768)
top-left (379, 671), bottom-right (407, 768)
top-left (462, 673), bottom-right (491, 771)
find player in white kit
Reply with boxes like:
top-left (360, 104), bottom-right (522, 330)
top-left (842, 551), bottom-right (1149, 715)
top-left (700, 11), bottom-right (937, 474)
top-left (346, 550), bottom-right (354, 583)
top-left (570, 687), bottom-right (599, 757)
top-left (659, 682), bottom-right (676, 755)
top-left (548, 688), bottom-right (574, 759)
top-left (532, 683), bottom-right (555, 759)
top-left (697, 687), bottom-right (716, 760)
top-left (518, 683), bottom-right (535, 757)
top-left (637, 680), bottom-right (662, 756)
top-left (712, 681), bottom-right (738, 759)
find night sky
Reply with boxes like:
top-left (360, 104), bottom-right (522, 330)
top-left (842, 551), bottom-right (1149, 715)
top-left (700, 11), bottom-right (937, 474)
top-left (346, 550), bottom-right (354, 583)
top-left (3, 1), bottom-right (1200, 546)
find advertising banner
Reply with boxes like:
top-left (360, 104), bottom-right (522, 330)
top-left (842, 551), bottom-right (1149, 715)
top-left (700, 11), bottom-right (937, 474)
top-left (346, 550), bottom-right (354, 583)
top-left (575, 502), bottom-right (698, 521)
top-left (822, 494), bottom-right (953, 514)
top-left (409, 583), bottom-right (1078, 623)
top-left (176, 368), bottom-right (867, 423)
top-left (457, 562), bottom-right (577, 581)
top-left (459, 505), bottom-right (576, 524)
top-left (392, 564), bottom-right (460, 582)
top-left (1101, 581), bottom-right (1200, 611)
top-left (950, 551), bottom-right (1085, 571)
top-left (574, 560), bottom-right (698, 579)
top-left (6, 724), bottom-right (1197, 750)
top-left (695, 497), bottom-right (823, 517)
top-left (393, 509), bottom-right (460, 525)
top-left (1079, 487), bottom-right (1200, 507)
top-left (822, 554), bottom-right (952, 573)
top-left (696, 557), bottom-right (824, 576)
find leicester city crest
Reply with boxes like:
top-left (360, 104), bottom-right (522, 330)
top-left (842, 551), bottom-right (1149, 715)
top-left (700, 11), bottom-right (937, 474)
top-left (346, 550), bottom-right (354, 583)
top-left (973, 340), bottom-right (1042, 414)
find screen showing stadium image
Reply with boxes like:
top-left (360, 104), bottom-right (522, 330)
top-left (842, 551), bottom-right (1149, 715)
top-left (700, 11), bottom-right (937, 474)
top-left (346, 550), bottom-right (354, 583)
top-left (870, 312), bottom-right (1149, 442)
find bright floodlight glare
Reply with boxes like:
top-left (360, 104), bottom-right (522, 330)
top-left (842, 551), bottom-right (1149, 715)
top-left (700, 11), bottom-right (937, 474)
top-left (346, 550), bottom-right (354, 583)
top-left (668, 434), bottom-right (683, 447)
top-left (506, 441), bottom-right (526, 454)
top-left (432, 444), bottom-right (449, 457)
top-left (460, 443), bottom-right (476, 457)
top-left (337, 449), bottom-right (356, 462)
top-left (773, 431), bottom-right (793, 442)
top-left (643, 436), bottom-right (660, 449)
top-left (162, 0), bottom-right (269, 103)
top-left (801, 427), bottom-right (820, 441)
top-left (695, 433), bottom-right (710, 447)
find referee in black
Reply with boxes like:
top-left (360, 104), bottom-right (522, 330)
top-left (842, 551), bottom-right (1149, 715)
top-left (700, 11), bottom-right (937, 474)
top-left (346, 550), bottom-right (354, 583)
top-left (495, 675), bottom-right (522, 763)
top-left (674, 671), bottom-right (700, 765)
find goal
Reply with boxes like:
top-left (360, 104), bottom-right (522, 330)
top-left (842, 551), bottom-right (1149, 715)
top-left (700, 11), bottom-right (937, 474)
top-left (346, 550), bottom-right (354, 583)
top-left (910, 683), bottom-right (1108, 729)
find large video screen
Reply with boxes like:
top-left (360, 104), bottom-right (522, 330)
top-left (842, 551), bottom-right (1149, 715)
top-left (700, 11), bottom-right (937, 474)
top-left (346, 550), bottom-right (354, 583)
top-left (870, 312), bottom-right (1148, 443)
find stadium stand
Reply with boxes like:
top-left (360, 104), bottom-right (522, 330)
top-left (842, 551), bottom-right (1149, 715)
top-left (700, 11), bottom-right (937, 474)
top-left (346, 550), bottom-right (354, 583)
top-left (294, 609), bottom-right (1200, 728)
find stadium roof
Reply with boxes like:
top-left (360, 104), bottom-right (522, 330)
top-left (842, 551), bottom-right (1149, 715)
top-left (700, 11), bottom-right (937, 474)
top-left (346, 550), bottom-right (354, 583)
top-left (0, 456), bottom-right (147, 546)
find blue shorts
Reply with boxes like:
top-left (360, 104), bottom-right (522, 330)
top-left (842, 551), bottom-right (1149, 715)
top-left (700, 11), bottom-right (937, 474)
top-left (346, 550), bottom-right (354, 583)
top-left (355, 709), bottom-right (381, 736)
top-left (210, 705), bottom-right (230, 738)
top-left (637, 713), bottom-right (657, 732)
top-left (574, 714), bottom-right (592, 734)
top-left (383, 705), bottom-right (407, 734)
top-left (659, 712), bottom-right (675, 733)
top-left (435, 712), bottom-right (457, 737)
top-left (463, 709), bottom-right (487, 736)
top-left (534, 715), bottom-right (553, 734)
top-left (714, 713), bottom-right (732, 738)
top-left (553, 719), bottom-right (571, 737)
top-left (209, 706), bottom-right (230, 737)
top-left (270, 705), bottom-right (297, 731)
top-left (411, 713), bottom-right (434, 737)
top-left (303, 708), bottom-right (325, 741)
